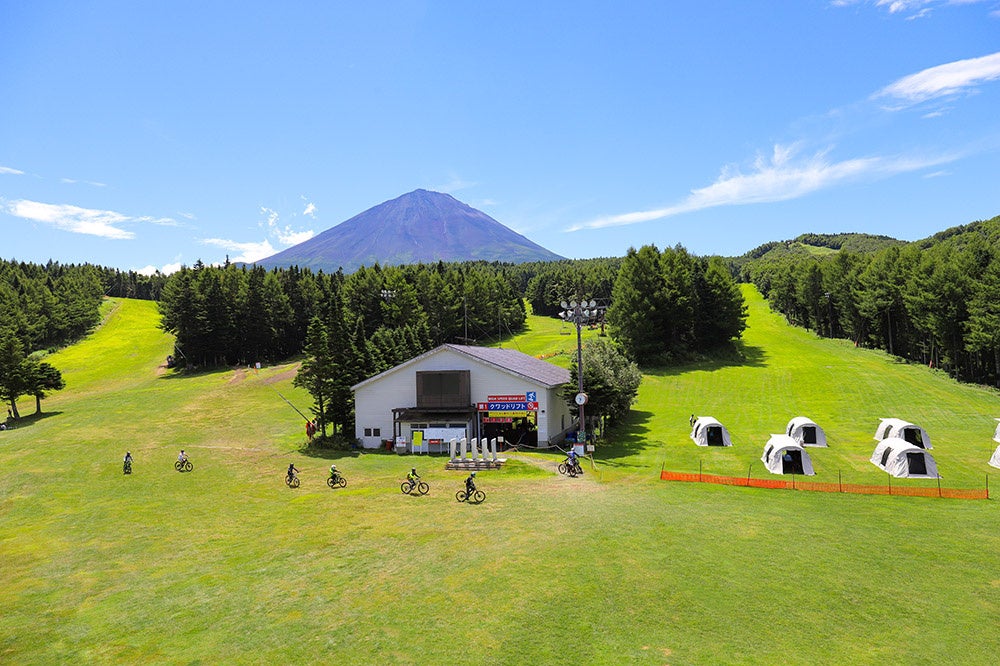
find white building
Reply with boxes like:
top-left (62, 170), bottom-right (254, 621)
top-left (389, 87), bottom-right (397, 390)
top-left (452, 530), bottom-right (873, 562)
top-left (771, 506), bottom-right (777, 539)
top-left (352, 344), bottom-right (573, 451)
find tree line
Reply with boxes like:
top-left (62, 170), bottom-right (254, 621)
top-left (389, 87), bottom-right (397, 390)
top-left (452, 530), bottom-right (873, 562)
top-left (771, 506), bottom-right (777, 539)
top-left (742, 215), bottom-right (1000, 386)
top-left (0, 259), bottom-right (101, 417)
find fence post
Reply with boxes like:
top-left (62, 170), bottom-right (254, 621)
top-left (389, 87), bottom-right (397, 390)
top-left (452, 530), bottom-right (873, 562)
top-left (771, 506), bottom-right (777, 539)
top-left (888, 473), bottom-right (892, 496)
top-left (987, 473), bottom-right (990, 500)
top-left (699, 459), bottom-right (702, 483)
top-left (937, 475), bottom-right (942, 498)
top-left (839, 470), bottom-right (843, 493)
top-left (792, 473), bottom-right (796, 490)
top-left (746, 464), bottom-right (752, 487)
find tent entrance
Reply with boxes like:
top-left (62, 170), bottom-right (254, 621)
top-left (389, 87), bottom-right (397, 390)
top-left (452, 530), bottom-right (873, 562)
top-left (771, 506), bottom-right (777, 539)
top-left (906, 452), bottom-right (927, 475)
top-left (801, 426), bottom-right (817, 445)
top-left (903, 428), bottom-right (924, 448)
top-left (781, 450), bottom-right (805, 475)
top-left (706, 426), bottom-right (724, 446)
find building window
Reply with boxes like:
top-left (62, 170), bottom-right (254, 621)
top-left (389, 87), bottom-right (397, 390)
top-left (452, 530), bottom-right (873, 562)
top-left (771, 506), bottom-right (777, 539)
top-left (373, 428), bottom-right (381, 437)
top-left (364, 428), bottom-right (372, 437)
top-left (416, 370), bottom-right (471, 408)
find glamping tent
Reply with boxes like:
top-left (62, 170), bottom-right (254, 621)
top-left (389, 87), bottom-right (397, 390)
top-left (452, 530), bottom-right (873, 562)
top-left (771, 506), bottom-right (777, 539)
top-left (690, 416), bottom-right (733, 447)
top-left (870, 437), bottom-right (940, 478)
top-left (990, 419), bottom-right (1000, 470)
top-left (785, 416), bottom-right (827, 447)
top-left (761, 434), bottom-right (815, 475)
top-left (873, 418), bottom-right (931, 450)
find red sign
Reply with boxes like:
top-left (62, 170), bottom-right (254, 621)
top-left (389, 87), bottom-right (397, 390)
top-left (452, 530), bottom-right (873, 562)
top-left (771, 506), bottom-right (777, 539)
top-left (482, 417), bottom-right (514, 423)
top-left (487, 394), bottom-right (525, 402)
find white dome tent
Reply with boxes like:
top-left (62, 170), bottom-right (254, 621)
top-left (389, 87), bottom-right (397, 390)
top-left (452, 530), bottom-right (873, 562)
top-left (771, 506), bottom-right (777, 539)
top-left (870, 437), bottom-right (940, 478)
top-left (874, 418), bottom-right (931, 450)
top-left (990, 419), bottom-right (1000, 470)
top-left (690, 416), bottom-right (733, 447)
top-left (785, 416), bottom-right (827, 447)
top-left (761, 434), bottom-right (815, 475)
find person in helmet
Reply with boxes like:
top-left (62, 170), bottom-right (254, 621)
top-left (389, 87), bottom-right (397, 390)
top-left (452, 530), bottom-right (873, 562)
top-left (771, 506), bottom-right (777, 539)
top-left (123, 451), bottom-right (133, 474)
top-left (406, 467), bottom-right (420, 491)
top-left (286, 462), bottom-right (300, 484)
top-left (329, 463), bottom-right (339, 482)
top-left (465, 470), bottom-right (477, 495)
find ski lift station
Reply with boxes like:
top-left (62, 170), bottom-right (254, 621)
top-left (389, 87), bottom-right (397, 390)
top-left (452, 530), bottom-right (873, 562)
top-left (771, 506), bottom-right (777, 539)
top-left (352, 344), bottom-right (573, 453)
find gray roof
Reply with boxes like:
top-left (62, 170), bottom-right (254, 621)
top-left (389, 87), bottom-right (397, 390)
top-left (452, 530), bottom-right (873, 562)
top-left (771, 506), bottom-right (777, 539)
top-left (352, 344), bottom-right (570, 391)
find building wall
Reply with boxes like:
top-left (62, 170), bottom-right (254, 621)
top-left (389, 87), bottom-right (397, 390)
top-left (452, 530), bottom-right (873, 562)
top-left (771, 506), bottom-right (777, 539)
top-left (354, 348), bottom-right (573, 449)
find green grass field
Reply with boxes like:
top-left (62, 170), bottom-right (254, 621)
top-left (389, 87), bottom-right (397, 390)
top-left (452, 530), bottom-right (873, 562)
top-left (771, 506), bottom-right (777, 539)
top-left (2, 291), bottom-right (999, 664)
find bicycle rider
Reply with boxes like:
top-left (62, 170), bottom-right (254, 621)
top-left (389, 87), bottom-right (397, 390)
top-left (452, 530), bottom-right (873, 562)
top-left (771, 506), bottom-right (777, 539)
top-left (407, 467), bottom-right (420, 491)
top-left (123, 451), bottom-right (133, 472)
top-left (287, 462), bottom-right (300, 482)
top-left (566, 447), bottom-right (579, 473)
top-left (329, 463), bottom-right (339, 480)
top-left (465, 471), bottom-right (477, 496)
top-left (178, 450), bottom-right (188, 464)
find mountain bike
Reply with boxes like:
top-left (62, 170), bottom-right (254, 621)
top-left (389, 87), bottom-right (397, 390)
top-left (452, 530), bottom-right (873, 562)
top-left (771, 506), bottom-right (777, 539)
top-left (123, 460), bottom-right (132, 475)
top-left (558, 459), bottom-right (583, 477)
top-left (456, 488), bottom-right (486, 504)
top-left (401, 479), bottom-right (429, 495)
top-left (285, 472), bottom-right (300, 488)
top-left (327, 473), bottom-right (347, 489)
top-left (174, 459), bottom-right (193, 472)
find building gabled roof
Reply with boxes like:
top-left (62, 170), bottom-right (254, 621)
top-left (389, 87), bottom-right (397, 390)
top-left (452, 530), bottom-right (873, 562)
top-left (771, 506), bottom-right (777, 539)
top-left (351, 343), bottom-right (571, 391)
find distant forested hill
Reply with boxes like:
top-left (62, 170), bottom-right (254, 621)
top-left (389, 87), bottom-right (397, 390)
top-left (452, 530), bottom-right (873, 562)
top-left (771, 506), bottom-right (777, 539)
top-left (740, 214), bottom-right (1000, 386)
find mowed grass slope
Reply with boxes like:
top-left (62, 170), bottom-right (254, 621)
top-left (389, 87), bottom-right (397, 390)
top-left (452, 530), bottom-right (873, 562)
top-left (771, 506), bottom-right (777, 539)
top-left (1, 294), bottom-right (998, 665)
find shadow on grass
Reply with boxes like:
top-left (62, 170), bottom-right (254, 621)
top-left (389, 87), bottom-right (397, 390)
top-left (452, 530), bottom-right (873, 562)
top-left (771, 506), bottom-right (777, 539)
top-left (641, 342), bottom-right (768, 378)
top-left (590, 410), bottom-right (660, 468)
top-left (3, 411), bottom-right (63, 431)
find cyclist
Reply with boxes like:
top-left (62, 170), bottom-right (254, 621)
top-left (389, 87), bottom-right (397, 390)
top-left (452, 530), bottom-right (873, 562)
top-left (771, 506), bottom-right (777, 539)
top-left (123, 451), bottom-right (133, 474)
top-left (465, 471), bottom-right (477, 496)
top-left (286, 463), bottom-right (300, 483)
top-left (566, 447), bottom-right (579, 475)
top-left (329, 463), bottom-right (339, 481)
top-left (407, 467), bottom-right (420, 492)
top-left (178, 450), bottom-right (188, 463)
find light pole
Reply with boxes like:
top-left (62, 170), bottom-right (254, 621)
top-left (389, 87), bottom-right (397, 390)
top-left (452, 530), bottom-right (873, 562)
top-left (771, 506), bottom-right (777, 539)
top-left (561, 299), bottom-right (599, 455)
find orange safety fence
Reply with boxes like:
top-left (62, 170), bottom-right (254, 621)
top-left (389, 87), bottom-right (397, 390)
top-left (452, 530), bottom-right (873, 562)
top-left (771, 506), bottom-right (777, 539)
top-left (660, 470), bottom-right (989, 500)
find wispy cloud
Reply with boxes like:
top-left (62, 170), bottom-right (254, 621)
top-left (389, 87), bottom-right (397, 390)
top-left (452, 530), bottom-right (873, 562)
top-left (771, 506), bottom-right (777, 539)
top-left (260, 205), bottom-right (314, 246)
top-left (876, 51), bottom-right (1000, 108)
top-left (569, 145), bottom-right (958, 231)
top-left (0, 165), bottom-right (25, 175)
top-left (60, 177), bottom-right (107, 187)
top-left (303, 201), bottom-right (317, 218)
top-left (3, 199), bottom-right (138, 239)
top-left (200, 237), bottom-right (277, 263)
top-left (832, 0), bottom-right (991, 19)
top-left (436, 174), bottom-right (478, 193)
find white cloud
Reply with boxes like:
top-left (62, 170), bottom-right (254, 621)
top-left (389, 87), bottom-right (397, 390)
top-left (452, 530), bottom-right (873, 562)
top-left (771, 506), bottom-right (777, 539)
top-left (0, 165), bottom-right (25, 175)
top-left (876, 51), bottom-right (1000, 107)
top-left (832, 0), bottom-right (991, 17)
top-left (136, 262), bottom-right (182, 276)
top-left (276, 228), bottom-right (314, 246)
top-left (200, 237), bottom-right (277, 263)
top-left (61, 177), bottom-right (107, 187)
top-left (303, 201), bottom-right (316, 218)
top-left (569, 145), bottom-right (959, 231)
top-left (3, 199), bottom-right (136, 239)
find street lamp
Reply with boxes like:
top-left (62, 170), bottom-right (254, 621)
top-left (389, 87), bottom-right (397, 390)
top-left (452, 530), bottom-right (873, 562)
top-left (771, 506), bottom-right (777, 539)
top-left (560, 298), bottom-right (599, 455)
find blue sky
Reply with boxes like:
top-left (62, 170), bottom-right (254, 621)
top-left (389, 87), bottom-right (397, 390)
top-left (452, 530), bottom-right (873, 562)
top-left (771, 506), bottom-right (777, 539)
top-left (2, 1), bottom-right (999, 274)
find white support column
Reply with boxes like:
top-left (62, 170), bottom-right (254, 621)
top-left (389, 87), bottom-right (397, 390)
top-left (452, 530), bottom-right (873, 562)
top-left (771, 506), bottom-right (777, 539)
top-left (469, 437), bottom-right (479, 460)
top-left (460, 437), bottom-right (469, 459)
top-left (450, 438), bottom-right (459, 461)
top-left (493, 437), bottom-right (502, 461)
